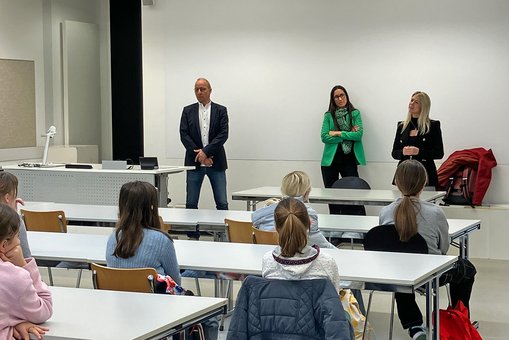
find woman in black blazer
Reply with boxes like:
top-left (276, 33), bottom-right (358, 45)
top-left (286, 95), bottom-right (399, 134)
top-left (391, 91), bottom-right (444, 188)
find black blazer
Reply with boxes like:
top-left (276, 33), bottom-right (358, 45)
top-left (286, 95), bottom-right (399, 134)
top-left (179, 102), bottom-right (229, 171)
top-left (391, 119), bottom-right (444, 186)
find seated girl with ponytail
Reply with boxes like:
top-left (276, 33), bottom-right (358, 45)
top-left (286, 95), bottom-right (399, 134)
top-left (379, 160), bottom-right (476, 340)
top-left (262, 197), bottom-right (340, 292)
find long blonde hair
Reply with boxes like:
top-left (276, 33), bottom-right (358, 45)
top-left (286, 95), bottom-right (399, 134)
top-left (393, 160), bottom-right (427, 241)
top-left (401, 91), bottom-right (431, 134)
top-left (274, 197), bottom-right (310, 257)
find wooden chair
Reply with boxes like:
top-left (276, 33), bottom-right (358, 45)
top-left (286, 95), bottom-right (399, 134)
top-left (159, 215), bottom-right (172, 233)
top-left (20, 209), bottom-right (80, 287)
top-left (225, 218), bottom-right (253, 243)
top-left (20, 209), bottom-right (67, 233)
top-left (91, 263), bottom-right (158, 293)
top-left (251, 226), bottom-right (279, 245)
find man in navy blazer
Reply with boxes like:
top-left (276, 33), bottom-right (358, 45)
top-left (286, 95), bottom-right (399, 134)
top-left (180, 78), bottom-right (229, 238)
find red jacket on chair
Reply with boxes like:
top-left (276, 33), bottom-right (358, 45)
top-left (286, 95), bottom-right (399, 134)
top-left (437, 148), bottom-right (497, 205)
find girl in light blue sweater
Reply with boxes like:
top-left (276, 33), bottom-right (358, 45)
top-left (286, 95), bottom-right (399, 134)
top-left (106, 181), bottom-right (180, 284)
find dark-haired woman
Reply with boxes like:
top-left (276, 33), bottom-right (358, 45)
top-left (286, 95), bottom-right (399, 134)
top-left (106, 181), bottom-right (180, 284)
top-left (321, 85), bottom-right (366, 190)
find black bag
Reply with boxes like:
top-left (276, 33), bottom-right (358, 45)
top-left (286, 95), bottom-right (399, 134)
top-left (443, 166), bottom-right (476, 206)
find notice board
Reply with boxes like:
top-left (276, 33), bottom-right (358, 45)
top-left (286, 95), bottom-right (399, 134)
top-left (0, 59), bottom-right (36, 148)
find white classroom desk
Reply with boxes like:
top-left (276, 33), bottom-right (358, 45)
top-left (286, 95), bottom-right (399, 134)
top-left (232, 186), bottom-right (445, 210)
top-left (4, 164), bottom-right (191, 207)
top-left (22, 202), bottom-right (480, 259)
top-left (43, 286), bottom-right (226, 340)
top-left (28, 232), bottom-right (455, 340)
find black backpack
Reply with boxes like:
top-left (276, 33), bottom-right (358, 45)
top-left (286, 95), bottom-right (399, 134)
top-left (442, 166), bottom-right (477, 206)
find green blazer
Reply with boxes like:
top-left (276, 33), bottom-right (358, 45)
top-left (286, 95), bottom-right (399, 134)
top-left (320, 109), bottom-right (366, 166)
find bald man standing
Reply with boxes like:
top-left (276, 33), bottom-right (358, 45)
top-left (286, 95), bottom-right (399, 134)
top-left (180, 78), bottom-right (229, 239)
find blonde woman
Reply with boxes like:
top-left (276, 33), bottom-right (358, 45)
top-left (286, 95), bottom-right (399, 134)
top-left (391, 91), bottom-right (444, 189)
top-left (252, 171), bottom-right (335, 249)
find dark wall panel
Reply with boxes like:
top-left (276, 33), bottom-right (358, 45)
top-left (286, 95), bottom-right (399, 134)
top-left (110, 0), bottom-right (143, 162)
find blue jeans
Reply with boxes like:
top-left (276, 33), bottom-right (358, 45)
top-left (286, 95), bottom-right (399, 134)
top-left (186, 167), bottom-right (228, 209)
top-left (186, 167), bottom-right (228, 238)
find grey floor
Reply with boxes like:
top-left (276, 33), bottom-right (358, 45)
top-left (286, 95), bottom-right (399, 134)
top-left (41, 257), bottom-right (506, 340)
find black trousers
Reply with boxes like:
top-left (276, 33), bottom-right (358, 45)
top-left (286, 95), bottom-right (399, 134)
top-left (321, 145), bottom-right (359, 188)
top-left (395, 258), bottom-right (476, 329)
top-left (321, 163), bottom-right (359, 188)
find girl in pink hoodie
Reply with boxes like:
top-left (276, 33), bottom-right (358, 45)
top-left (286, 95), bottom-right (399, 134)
top-left (0, 204), bottom-right (52, 339)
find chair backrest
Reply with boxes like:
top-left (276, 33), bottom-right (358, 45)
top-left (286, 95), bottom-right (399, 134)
top-left (20, 209), bottom-right (67, 233)
top-left (158, 215), bottom-right (172, 233)
top-left (364, 224), bottom-right (428, 254)
top-left (225, 218), bottom-right (254, 243)
top-left (251, 226), bottom-right (279, 245)
top-left (332, 176), bottom-right (371, 190)
top-left (91, 263), bottom-right (158, 293)
top-left (330, 176), bottom-right (371, 216)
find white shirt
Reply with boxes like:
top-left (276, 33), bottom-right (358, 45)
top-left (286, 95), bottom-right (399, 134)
top-left (198, 101), bottom-right (211, 148)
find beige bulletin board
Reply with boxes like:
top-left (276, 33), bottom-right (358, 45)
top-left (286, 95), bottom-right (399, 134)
top-left (0, 59), bottom-right (36, 148)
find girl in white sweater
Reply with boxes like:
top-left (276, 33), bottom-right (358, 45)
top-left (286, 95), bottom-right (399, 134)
top-left (262, 197), bottom-right (340, 292)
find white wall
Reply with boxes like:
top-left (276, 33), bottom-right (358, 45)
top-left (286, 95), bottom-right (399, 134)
top-left (142, 0), bottom-right (509, 204)
top-left (0, 0), bottom-right (110, 161)
top-left (45, 0), bottom-right (109, 157)
top-left (143, 0), bottom-right (509, 162)
top-left (0, 0), bottom-right (45, 160)
top-left (143, 0), bottom-right (509, 260)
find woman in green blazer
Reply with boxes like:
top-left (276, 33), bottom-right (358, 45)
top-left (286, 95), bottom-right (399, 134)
top-left (320, 85), bottom-right (366, 189)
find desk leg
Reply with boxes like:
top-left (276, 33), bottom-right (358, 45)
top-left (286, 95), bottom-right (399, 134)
top-left (464, 234), bottom-right (470, 260)
top-left (432, 276), bottom-right (440, 340)
top-left (458, 234), bottom-right (470, 260)
top-left (155, 173), bottom-right (169, 207)
top-left (425, 281), bottom-right (432, 339)
top-left (214, 278), bottom-right (220, 297)
top-left (213, 232), bottom-right (221, 242)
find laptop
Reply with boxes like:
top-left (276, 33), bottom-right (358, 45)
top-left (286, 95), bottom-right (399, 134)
top-left (102, 160), bottom-right (128, 170)
top-left (139, 157), bottom-right (159, 170)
